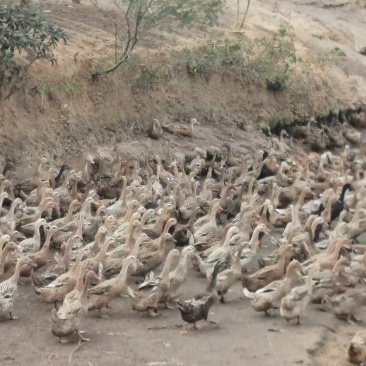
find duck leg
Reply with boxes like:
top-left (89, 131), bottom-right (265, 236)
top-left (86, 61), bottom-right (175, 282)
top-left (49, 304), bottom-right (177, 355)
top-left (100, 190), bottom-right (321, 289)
top-left (219, 295), bottom-right (226, 304)
top-left (193, 323), bottom-right (202, 330)
top-left (347, 314), bottom-right (356, 325)
top-left (98, 309), bottom-right (110, 318)
top-left (206, 319), bottom-right (219, 325)
top-left (148, 308), bottom-right (160, 317)
top-left (9, 312), bottom-right (18, 320)
top-left (296, 316), bottom-right (301, 325)
top-left (76, 331), bottom-right (90, 342)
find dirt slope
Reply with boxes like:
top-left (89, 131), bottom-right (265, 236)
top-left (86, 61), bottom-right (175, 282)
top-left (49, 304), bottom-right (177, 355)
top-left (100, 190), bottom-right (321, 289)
top-left (0, 0), bottom-right (365, 169)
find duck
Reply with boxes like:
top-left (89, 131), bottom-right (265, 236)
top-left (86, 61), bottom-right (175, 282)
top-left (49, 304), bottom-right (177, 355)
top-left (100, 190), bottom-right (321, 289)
top-left (0, 257), bottom-right (34, 320)
top-left (309, 129), bottom-right (327, 152)
top-left (323, 287), bottom-right (366, 324)
top-left (177, 261), bottom-right (223, 330)
top-left (0, 242), bottom-right (18, 279)
top-left (13, 157), bottom-right (48, 196)
top-left (147, 119), bottom-right (163, 139)
top-left (88, 256), bottom-right (138, 317)
top-left (239, 223), bottom-right (271, 272)
top-left (134, 233), bottom-right (177, 278)
top-left (216, 244), bottom-right (246, 303)
top-left (50, 269), bottom-right (100, 343)
top-left (243, 260), bottom-right (304, 315)
top-left (127, 249), bottom-right (180, 316)
top-left (16, 218), bottom-right (48, 257)
top-left (160, 246), bottom-right (196, 307)
top-left (280, 264), bottom-right (317, 324)
top-left (35, 242), bottom-right (85, 305)
top-left (292, 117), bottom-right (317, 139)
top-left (193, 200), bottom-right (222, 243)
top-left (241, 244), bottom-right (294, 292)
top-left (222, 143), bottom-right (241, 167)
top-left (309, 255), bottom-right (351, 303)
top-left (347, 329), bottom-right (366, 366)
top-left (21, 226), bottom-right (58, 282)
top-left (342, 123), bottom-right (361, 144)
top-left (162, 118), bottom-right (199, 138)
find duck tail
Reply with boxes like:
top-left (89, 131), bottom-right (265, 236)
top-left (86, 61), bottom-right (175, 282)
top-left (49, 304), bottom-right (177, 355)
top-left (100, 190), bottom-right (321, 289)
top-left (127, 286), bottom-right (136, 299)
top-left (243, 288), bottom-right (255, 299)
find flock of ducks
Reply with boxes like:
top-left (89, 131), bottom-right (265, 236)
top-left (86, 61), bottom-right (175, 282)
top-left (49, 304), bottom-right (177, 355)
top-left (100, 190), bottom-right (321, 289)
top-left (1, 108), bottom-right (366, 364)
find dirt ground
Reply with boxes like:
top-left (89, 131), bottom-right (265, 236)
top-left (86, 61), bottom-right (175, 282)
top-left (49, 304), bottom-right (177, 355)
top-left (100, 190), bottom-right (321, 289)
top-left (3, 230), bottom-right (366, 366)
top-left (1, 1), bottom-right (366, 365)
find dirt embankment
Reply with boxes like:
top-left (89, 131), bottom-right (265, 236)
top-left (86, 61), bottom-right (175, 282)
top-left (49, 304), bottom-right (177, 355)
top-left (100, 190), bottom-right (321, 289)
top-left (0, 0), bottom-right (365, 168)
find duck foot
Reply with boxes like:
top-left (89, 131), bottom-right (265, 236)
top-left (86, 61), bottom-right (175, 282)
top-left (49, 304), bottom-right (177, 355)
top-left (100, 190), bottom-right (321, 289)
top-left (76, 331), bottom-right (90, 342)
top-left (148, 308), bottom-right (160, 317)
top-left (98, 310), bottom-right (110, 318)
top-left (164, 302), bottom-right (177, 310)
top-left (9, 312), bottom-right (18, 320)
top-left (219, 296), bottom-right (226, 304)
top-left (193, 323), bottom-right (202, 330)
top-left (348, 314), bottom-right (362, 325)
top-left (206, 319), bottom-right (219, 325)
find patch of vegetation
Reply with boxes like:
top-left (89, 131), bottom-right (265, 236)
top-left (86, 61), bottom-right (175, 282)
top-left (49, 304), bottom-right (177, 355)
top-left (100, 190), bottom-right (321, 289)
top-left (132, 65), bottom-right (169, 90)
top-left (89, 0), bottom-right (225, 78)
top-left (0, 4), bottom-right (66, 101)
top-left (264, 112), bottom-right (292, 131)
top-left (63, 79), bottom-right (79, 96)
top-left (312, 33), bottom-right (324, 40)
top-left (316, 46), bottom-right (348, 76)
top-left (37, 85), bottom-right (58, 103)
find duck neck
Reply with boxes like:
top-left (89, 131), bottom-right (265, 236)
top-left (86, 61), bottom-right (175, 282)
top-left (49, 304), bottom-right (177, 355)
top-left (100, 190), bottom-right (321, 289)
top-left (39, 229), bottom-right (54, 254)
top-left (7, 201), bottom-right (20, 224)
top-left (159, 252), bottom-right (177, 285)
top-left (119, 177), bottom-right (128, 204)
top-left (35, 160), bottom-right (44, 178)
top-left (11, 260), bottom-right (25, 284)
top-left (0, 194), bottom-right (7, 209)
top-left (249, 226), bottom-right (262, 250)
top-left (64, 202), bottom-right (77, 223)
top-left (174, 251), bottom-right (189, 276)
top-left (75, 209), bottom-right (85, 239)
top-left (232, 247), bottom-right (244, 274)
top-left (130, 236), bottom-right (144, 257)
top-left (95, 239), bottom-right (111, 263)
top-left (92, 231), bottom-right (106, 253)
top-left (157, 236), bottom-right (167, 254)
top-left (81, 272), bottom-right (93, 300)
top-left (33, 222), bottom-right (43, 247)
top-left (339, 184), bottom-right (350, 203)
top-left (125, 226), bottom-right (139, 252)
top-left (116, 259), bottom-right (133, 285)
top-left (295, 188), bottom-right (308, 212)
top-left (0, 246), bottom-right (13, 267)
top-left (61, 240), bottom-right (73, 267)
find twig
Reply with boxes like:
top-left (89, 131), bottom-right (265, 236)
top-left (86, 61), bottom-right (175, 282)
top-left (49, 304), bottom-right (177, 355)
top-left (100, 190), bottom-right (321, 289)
top-left (148, 324), bottom-right (183, 331)
top-left (292, 1), bottom-right (350, 7)
top-left (265, 335), bottom-right (281, 366)
top-left (68, 340), bottom-right (86, 365)
top-left (238, 0), bottom-right (251, 31)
